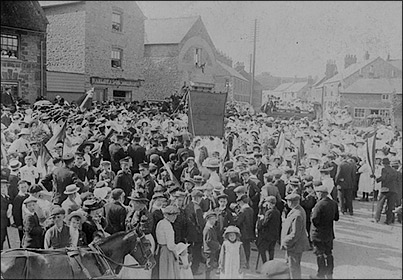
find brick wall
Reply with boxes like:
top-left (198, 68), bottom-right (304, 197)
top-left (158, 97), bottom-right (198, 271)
top-left (1, 28), bottom-right (45, 103)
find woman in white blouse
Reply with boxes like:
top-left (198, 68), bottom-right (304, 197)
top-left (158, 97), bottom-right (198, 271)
top-left (155, 205), bottom-right (181, 279)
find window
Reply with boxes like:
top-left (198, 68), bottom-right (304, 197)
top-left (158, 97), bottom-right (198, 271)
top-left (111, 48), bottom-right (122, 68)
top-left (1, 34), bottom-right (18, 59)
top-left (381, 94), bottom-right (389, 101)
top-left (379, 109), bottom-right (390, 117)
top-left (194, 48), bottom-right (202, 66)
top-left (112, 12), bottom-right (122, 32)
top-left (354, 108), bottom-right (365, 118)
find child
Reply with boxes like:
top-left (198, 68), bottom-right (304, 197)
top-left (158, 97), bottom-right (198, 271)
top-left (203, 211), bottom-right (220, 279)
top-left (176, 242), bottom-right (193, 279)
top-left (19, 155), bottom-right (39, 187)
top-left (218, 225), bottom-right (247, 279)
top-left (98, 160), bottom-right (115, 188)
top-left (12, 180), bottom-right (30, 247)
top-left (65, 210), bottom-right (87, 248)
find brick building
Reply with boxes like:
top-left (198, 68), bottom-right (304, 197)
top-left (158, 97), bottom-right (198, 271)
top-left (234, 62), bottom-right (263, 112)
top-left (143, 16), bottom-right (227, 100)
top-left (1, 1), bottom-right (48, 104)
top-left (41, 1), bottom-right (145, 102)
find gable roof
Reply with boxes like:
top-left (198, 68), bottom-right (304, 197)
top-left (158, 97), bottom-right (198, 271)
top-left (1, 1), bottom-right (48, 32)
top-left (387, 59), bottom-right (402, 71)
top-left (272, 82), bottom-right (294, 92)
top-left (324, 56), bottom-right (381, 84)
top-left (145, 16), bottom-right (200, 45)
top-left (341, 78), bottom-right (402, 94)
top-left (285, 81), bottom-right (308, 92)
top-left (217, 61), bottom-right (248, 82)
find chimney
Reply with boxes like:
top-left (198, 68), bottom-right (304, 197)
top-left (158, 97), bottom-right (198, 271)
top-left (307, 75), bottom-right (314, 85)
top-left (387, 53), bottom-right (391, 61)
top-left (325, 59), bottom-right (338, 78)
top-left (344, 54), bottom-right (357, 69)
top-left (364, 51), bottom-right (370, 60)
top-left (234, 62), bottom-right (245, 72)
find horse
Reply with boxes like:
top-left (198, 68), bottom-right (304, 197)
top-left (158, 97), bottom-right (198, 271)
top-left (1, 229), bottom-right (156, 279)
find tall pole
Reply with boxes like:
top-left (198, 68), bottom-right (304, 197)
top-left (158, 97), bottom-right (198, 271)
top-left (250, 19), bottom-right (257, 106)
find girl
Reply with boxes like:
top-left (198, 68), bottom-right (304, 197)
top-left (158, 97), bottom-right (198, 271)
top-left (176, 242), bottom-right (193, 279)
top-left (218, 225), bottom-right (247, 279)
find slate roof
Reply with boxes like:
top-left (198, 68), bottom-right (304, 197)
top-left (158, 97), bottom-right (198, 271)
top-left (341, 78), bottom-right (402, 94)
top-left (1, 1), bottom-right (48, 32)
top-left (217, 61), bottom-right (248, 81)
top-left (144, 16), bottom-right (200, 44)
top-left (324, 56), bottom-right (381, 84)
top-left (284, 81), bottom-right (308, 92)
top-left (272, 82), bottom-right (294, 92)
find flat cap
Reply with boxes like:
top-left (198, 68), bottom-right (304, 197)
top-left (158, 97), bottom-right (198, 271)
top-left (285, 193), bottom-right (300, 201)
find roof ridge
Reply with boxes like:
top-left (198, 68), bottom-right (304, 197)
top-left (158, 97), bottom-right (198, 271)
top-left (146, 16), bottom-right (200, 21)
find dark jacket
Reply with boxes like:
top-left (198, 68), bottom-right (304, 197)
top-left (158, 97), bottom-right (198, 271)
top-left (215, 207), bottom-right (235, 244)
top-left (376, 165), bottom-right (400, 193)
top-left (22, 212), bottom-right (44, 248)
top-left (126, 207), bottom-right (154, 235)
top-left (113, 171), bottom-right (134, 205)
top-left (335, 160), bottom-right (355, 190)
top-left (235, 204), bottom-right (255, 241)
top-left (109, 143), bottom-right (126, 173)
top-left (172, 208), bottom-right (188, 244)
top-left (257, 206), bottom-right (281, 247)
top-left (184, 201), bottom-right (205, 243)
top-left (127, 143), bottom-right (147, 173)
top-left (1, 195), bottom-right (11, 229)
top-left (12, 193), bottom-right (29, 228)
top-left (82, 216), bottom-right (107, 244)
top-left (203, 223), bottom-right (220, 254)
top-left (104, 200), bottom-right (127, 234)
top-left (310, 197), bottom-right (339, 242)
top-left (52, 166), bottom-right (79, 205)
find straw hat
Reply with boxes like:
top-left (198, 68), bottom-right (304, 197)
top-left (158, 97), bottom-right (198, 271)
top-left (175, 242), bottom-right (190, 256)
top-left (65, 210), bottom-right (87, 224)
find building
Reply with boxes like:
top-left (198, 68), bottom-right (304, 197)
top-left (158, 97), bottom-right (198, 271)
top-left (234, 62), bottom-right (263, 112)
top-left (321, 54), bottom-right (402, 112)
top-left (41, 1), bottom-right (145, 102)
top-left (340, 78), bottom-right (402, 127)
top-left (282, 81), bottom-right (310, 102)
top-left (1, 1), bottom-right (48, 104)
top-left (215, 60), bottom-right (249, 104)
top-left (143, 16), bottom-right (227, 100)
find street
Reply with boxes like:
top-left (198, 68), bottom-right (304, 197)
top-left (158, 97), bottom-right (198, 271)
top-left (3, 199), bottom-right (402, 279)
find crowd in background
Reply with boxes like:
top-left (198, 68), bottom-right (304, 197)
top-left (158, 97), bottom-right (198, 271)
top-left (1, 93), bottom-right (402, 279)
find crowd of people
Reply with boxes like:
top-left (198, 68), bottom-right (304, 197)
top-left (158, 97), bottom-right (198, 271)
top-left (0, 93), bottom-right (402, 279)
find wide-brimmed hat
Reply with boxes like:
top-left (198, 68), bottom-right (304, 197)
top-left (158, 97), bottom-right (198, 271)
top-left (65, 210), bottom-right (87, 224)
top-left (93, 187), bottom-right (111, 200)
top-left (175, 242), bottom-right (190, 256)
top-left (64, 184), bottom-right (80, 195)
top-left (77, 141), bottom-right (95, 152)
top-left (82, 199), bottom-right (105, 212)
top-left (223, 225), bottom-right (240, 236)
top-left (9, 159), bottom-right (22, 171)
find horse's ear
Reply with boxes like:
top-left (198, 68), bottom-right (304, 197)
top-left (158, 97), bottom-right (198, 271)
top-left (122, 229), bottom-right (137, 242)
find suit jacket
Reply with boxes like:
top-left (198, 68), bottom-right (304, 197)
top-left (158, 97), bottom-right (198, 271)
top-left (257, 162), bottom-right (268, 185)
top-left (12, 193), bottom-right (29, 228)
top-left (113, 171), bottom-right (134, 205)
top-left (184, 201), bottom-right (205, 243)
top-left (280, 204), bottom-right (310, 253)
top-left (235, 204), bottom-right (255, 241)
top-left (22, 212), bottom-right (44, 248)
top-left (104, 200), bottom-right (127, 234)
top-left (172, 208), bottom-right (188, 244)
top-left (274, 179), bottom-right (286, 199)
top-left (127, 143), bottom-right (147, 173)
top-left (335, 160), bottom-right (355, 190)
top-left (109, 143), bottom-right (127, 173)
top-left (1, 195), bottom-right (11, 229)
top-left (310, 197), bottom-right (339, 242)
top-left (376, 165), bottom-right (400, 193)
top-left (8, 173), bottom-right (19, 202)
top-left (257, 207), bottom-right (281, 246)
top-left (203, 223), bottom-right (220, 254)
top-left (52, 167), bottom-right (78, 205)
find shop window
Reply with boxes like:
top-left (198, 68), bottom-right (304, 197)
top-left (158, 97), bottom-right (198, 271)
top-left (111, 48), bottom-right (122, 68)
top-left (354, 108), bottom-right (365, 118)
top-left (1, 34), bottom-right (18, 59)
top-left (112, 11), bottom-right (122, 32)
top-left (113, 90), bottom-right (126, 102)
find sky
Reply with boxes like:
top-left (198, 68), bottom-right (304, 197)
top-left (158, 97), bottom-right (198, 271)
top-left (137, 1), bottom-right (402, 78)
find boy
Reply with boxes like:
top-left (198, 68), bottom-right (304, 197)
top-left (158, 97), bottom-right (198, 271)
top-left (12, 180), bottom-right (30, 247)
top-left (203, 210), bottom-right (220, 279)
top-left (19, 155), bottom-right (39, 187)
top-left (98, 160), bottom-right (115, 188)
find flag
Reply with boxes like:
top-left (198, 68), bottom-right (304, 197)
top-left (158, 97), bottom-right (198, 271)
top-left (294, 137), bottom-right (304, 175)
top-left (45, 121), bottom-right (67, 153)
top-left (159, 156), bottom-right (181, 188)
top-left (366, 130), bottom-right (377, 176)
top-left (275, 130), bottom-right (286, 156)
top-left (77, 88), bottom-right (94, 112)
top-left (37, 142), bottom-right (53, 176)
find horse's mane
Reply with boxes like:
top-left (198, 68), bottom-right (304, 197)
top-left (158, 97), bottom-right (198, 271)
top-left (96, 230), bottom-right (137, 248)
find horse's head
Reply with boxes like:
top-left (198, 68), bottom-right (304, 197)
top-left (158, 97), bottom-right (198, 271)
top-left (123, 229), bottom-right (156, 270)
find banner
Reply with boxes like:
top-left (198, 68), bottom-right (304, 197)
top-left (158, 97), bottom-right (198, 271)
top-left (366, 130), bottom-right (377, 175)
top-left (188, 90), bottom-right (227, 138)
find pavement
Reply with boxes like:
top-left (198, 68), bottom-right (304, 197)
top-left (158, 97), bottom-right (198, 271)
top-left (3, 199), bottom-right (402, 279)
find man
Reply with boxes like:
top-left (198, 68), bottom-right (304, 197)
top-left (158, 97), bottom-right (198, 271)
top-left (234, 194), bottom-right (255, 269)
top-left (1, 86), bottom-right (15, 109)
top-left (372, 157), bottom-right (400, 224)
top-left (171, 191), bottom-right (188, 244)
top-left (176, 139), bottom-right (195, 165)
top-left (51, 153), bottom-right (80, 206)
top-left (113, 158), bottom-right (134, 206)
top-left (310, 185), bottom-right (339, 279)
top-left (104, 188), bottom-right (127, 234)
top-left (109, 134), bottom-right (127, 174)
top-left (1, 179), bottom-right (12, 250)
top-left (44, 206), bottom-right (71, 249)
top-left (61, 184), bottom-right (81, 215)
top-left (160, 138), bottom-right (175, 164)
top-left (127, 134), bottom-right (147, 174)
top-left (139, 163), bottom-right (156, 202)
top-left (22, 195), bottom-right (44, 248)
top-left (280, 193), bottom-right (310, 279)
top-left (184, 189), bottom-right (205, 275)
top-left (335, 153), bottom-right (356, 215)
top-left (240, 168), bottom-right (260, 226)
top-left (8, 128), bottom-right (31, 162)
top-left (254, 153), bottom-right (267, 184)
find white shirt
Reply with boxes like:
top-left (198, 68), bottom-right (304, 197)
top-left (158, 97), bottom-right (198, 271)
top-left (155, 218), bottom-right (177, 252)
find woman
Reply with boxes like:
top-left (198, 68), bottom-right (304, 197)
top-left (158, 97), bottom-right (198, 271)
top-left (358, 159), bottom-right (373, 201)
top-left (65, 210), bottom-right (87, 248)
top-left (155, 205), bottom-right (181, 279)
top-left (81, 198), bottom-right (108, 244)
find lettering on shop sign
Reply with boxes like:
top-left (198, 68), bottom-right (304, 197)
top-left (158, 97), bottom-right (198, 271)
top-left (90, 77), bottom-right (143, 87)
top-left (188, 90), bottom-right (228, 138)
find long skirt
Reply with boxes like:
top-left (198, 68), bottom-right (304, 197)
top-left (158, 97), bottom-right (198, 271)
top-left (159, 245), bottom-right (180, 279)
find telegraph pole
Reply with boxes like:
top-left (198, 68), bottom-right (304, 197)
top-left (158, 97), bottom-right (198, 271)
top-left (250, 19), bottom-right (257, 105)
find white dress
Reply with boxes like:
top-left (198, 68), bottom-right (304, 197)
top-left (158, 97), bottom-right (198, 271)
top-left (358, 163), bottom-right (373, 193)
top-left (219, 240), bottom-right (244, 279)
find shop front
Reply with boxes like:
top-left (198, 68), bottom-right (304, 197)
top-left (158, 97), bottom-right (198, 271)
top-left (90, 77), bottom-right (144, 103)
